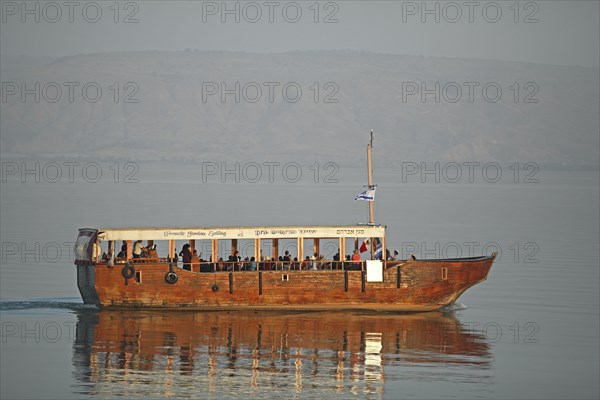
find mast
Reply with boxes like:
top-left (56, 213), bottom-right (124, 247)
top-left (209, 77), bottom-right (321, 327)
top-left (367, 130), bottom-right (375, 259)
top-left (367, 130), bottom-right (375, 224)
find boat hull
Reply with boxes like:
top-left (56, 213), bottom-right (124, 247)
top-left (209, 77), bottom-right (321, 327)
top-left (77, 256), bottom-right (495, 312)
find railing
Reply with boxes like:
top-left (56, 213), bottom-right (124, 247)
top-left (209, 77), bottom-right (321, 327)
top-left (121, 258), bottom-right (369, 272)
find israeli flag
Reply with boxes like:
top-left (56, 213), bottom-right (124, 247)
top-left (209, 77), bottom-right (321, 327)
top-left (355, 188), bottom-right (376, 201)
top-left (374, 242), bottom-right (383, 260)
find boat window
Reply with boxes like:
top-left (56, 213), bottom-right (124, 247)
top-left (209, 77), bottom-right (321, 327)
top-left (442, 268), bottom-right (448, 280)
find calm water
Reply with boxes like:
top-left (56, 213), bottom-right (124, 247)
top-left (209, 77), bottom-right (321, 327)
top-left (1, 163), bottom-right (598, 399)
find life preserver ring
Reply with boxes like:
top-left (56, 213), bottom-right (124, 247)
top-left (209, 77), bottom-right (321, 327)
top-left (165, 271), bottom-right (178, 284)
top-left (121, 263), bottom-right (135, 279)
top-left (211, 284), bottom-right (219, 292)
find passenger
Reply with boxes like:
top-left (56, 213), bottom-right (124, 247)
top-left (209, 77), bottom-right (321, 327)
top-left (391, 250), bottom-right (399, 261)
top-left (292, 257), bottom-right (299, 270)
top-left (117, 240), bottom-right (127, 258)
top-left (352, 249), bottom-right (361, 270)
top-left (344, 254), bottom-right (351, 270)
top-left (249, 257), bottom-right (257, 271)
top-left (264, 256), bottom-right (272, 271)
top-left (179, 244), bottom-right (192, 271)
top-left (234, 251), bottom-right (242, 270)
top-left (318, 255), bottom-right (326, 270)
top-left (132, 240), bottom-right (145, 259)
top-left (192, 249), bottom-right (198, 271)
top-left (310, 254), bottom-right (318, 270)
top-left (217, 257), bottom-right (225, 271)
top-left (301, 256), bottom-right (310, 270)
top-left (227, 255), bottom-right (235, 271)
top-left (333, 249), bottom-right (340, 269)
top-left (386, 249), bottom-right (392, 261)
top-left (283, 250), bottom-right (291, 270)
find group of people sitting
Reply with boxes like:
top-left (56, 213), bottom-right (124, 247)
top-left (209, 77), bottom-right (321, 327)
top-left (113, 241), bottom-right (403, 271)
top-left (173, 249), bottom-right (372, 273)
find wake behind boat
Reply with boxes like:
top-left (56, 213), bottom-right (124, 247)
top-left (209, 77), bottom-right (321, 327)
top-left (74, 131), bottom-right (495, 312)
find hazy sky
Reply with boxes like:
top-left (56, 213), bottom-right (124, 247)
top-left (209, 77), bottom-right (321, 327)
top-left (1, 0), bottom-right (599, 66)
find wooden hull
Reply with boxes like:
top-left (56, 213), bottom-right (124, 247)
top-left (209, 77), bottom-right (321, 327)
top-left (77, 256), bottom-right (494, 312)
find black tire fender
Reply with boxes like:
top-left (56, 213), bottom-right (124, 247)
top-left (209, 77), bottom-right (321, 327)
top-left (165, 271), bottom-right (178, 284)
top-left (121, 263), bottom-right (135, 279)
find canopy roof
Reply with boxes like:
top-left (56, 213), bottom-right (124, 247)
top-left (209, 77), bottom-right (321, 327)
top-left (91, 225), bottom-right (386, 241)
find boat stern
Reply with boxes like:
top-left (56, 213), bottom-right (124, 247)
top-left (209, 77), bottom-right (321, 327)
top-left (74, 228), bottom-right (100, 306)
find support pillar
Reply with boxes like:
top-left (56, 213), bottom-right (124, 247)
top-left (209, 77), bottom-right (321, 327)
top-left (212, 239), bottom-right (219, 263)
top-left (339, 237), bottom-right (346, 267)
top-left (168, 240), bottom-right (175, 261)
top-left (231, 239), bottom-right (238, 257)
top-left (272, 239), bottom-right (279, 261)
top-left (297, 238), bottom-right (304, 263)
top-left (254, 239), bottom-right (261, 262)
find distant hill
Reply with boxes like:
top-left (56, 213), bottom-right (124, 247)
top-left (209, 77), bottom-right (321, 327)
top-left (1, 50), bottom-right (598, 167)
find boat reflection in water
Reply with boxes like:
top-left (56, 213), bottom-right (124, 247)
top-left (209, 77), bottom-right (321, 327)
top-left (72, 310), bottom-right (493, 398)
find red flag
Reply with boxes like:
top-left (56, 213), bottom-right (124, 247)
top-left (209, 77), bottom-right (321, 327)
top-left (359, 241), bottom-right (368, 253)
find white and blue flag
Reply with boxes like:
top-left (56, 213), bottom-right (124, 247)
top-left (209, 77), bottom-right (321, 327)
top-left (355, 188), bottom-right (376, 202)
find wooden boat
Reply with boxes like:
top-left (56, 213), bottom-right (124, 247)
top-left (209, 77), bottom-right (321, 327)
top-left (74, 131), bottom-right (495, 312)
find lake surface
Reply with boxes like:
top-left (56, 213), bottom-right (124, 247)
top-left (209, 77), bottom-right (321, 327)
top-left (1, 162), bottom-right (598, 399)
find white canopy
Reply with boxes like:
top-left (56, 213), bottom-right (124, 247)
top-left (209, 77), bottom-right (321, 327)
top-left (94, 225), bottom-right (386, 241)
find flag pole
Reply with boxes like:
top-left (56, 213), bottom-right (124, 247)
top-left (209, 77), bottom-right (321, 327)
top-left (367, 130), bottom-right (375, 259)
top-left (367, 130), bottom-right (375, 225)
